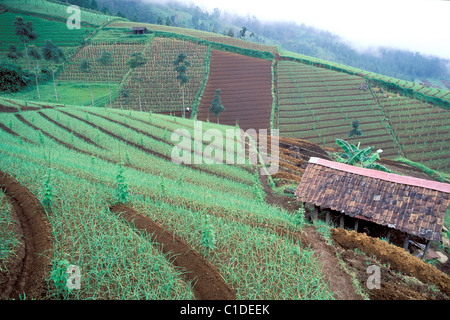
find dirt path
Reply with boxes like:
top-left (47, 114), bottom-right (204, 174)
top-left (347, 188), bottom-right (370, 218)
top-left (0, 171), bottom-right (53, 300)
top-left (109, 204), bottom-right (236, 300)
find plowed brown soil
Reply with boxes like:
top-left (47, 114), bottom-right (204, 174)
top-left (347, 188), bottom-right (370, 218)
top-left (0, 171), bottom-right (53, 300)
top-left (197, 50), bottom-right (273, 131)
top-left (109, 204), bottom-right (236, 300)
top-left (332, 229), bottom-right (450, 298)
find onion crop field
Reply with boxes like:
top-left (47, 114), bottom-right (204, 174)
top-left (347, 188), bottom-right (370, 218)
top-left (197, 50), bottom-right (273, 131)
top-left (112, 38), bottom-right (208, 113)
top-left (376, 93), bottom-right (450, 173)
top-left (0, 106), bottom-right (333, 300)
top-left (276, 60), bottom-right (400, 157)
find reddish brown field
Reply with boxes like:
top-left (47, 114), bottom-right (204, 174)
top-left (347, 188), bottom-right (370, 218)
top-left (197, 50), bottom-right (273, 131)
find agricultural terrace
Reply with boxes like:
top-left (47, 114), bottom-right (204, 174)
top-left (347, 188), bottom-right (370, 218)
top-left (112, 37), bottom-right (208, 113)
top-left (376, 93), bottom-right (450, 173)
top-left (276, 60), bottom-right (399, 158)
top-left (0, 106), bottom-right (333, 299)
top-left (1, 0), bottom-right (115, 26)
top-left (57, 43), bottom-right (146, 83)
top-left (108, 21), bottom-right (278, 54)
top-left (197, 50), bottom-right (273, 131)
top-left (281, 50), bottom-right (450, 104)
top-left (0, 11), bottom-right (93, 66)
top-left (90, 27), bottom-right (154, 44)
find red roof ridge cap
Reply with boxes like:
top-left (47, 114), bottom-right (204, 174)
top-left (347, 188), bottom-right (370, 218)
top-left (308, 157), bottom-right (450, 193)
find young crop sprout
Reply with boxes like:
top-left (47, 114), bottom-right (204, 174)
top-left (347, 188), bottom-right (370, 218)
top-left (41, 169), bottom-right (53, 212)
top-left (50, 259), bottom-right (71, 298)
top-left (201, 213), bottom-right (216, 255)
top-left (294, 204), bottom-right (305, 228)
top-left (115, 162), bottom-right (130, 204)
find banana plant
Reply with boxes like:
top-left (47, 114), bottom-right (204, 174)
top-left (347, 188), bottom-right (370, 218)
top-left (335, 139), bottom-right (390, 172)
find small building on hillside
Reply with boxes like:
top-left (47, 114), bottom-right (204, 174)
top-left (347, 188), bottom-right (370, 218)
top-left (295, 157), bottom-right (450, 258)
top-left (131, 27), bottom-right (148, 34)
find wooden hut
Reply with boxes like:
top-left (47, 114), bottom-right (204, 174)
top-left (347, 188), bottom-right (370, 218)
top-left (295, 157), bottom-right (450, 258)
top-left (131, 27), bottom-right (147, 34)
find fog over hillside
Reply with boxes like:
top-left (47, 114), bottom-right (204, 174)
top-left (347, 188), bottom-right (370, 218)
top-left (179, 0), bottom-right (450, 60)
top-left (94, 0), bottom-right (450, 82)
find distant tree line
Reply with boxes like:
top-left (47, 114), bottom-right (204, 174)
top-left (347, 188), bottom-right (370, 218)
top-left (59, 0), bottom-right (450, 81)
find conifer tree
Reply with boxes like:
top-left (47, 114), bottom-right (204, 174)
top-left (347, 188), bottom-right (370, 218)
top-left (209, 89), bottom-right (225, 124)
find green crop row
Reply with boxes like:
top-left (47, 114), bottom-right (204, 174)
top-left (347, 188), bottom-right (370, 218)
top-left (0, 107), bottom-right (333, 299)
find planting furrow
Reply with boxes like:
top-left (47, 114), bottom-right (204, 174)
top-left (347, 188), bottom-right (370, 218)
top-left (0, 104), bottom-right (19, 113)
top-left (278, 117), bottom-right (383, 128)
top-left (0, 171), bottom-right (53, 300)
top-left (83, 110), bottom-right (231, 165)
top-left (101, 110), bottom-right (256, 175)
top-left (80, 110), bottom-right (166, 144)
top-left (56, 110), bottom-right (252, 186)
top-left (37, 112), bottom-right (106, 150)
top-left (15, 114), bottom-right (95, 157)
top-left (109, 204), bottom-right (236, 300)
top-left (0, 123), bottom-right (37, 145)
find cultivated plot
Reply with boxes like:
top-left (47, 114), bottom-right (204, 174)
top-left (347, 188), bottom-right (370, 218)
top-left (197, 50), bottom-right (273, 131)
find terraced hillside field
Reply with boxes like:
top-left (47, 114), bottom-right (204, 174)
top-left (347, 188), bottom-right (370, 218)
top-left (0, 106), bottom-right (338, 300)
top-left (57, 42), bottom-right (146, 83)
top-left (108, 21), bottom-right (278, 54)
top-left (112, 37), bottom-right (208, 113)
top-left (281, 51), bottom-right (450, 104)
top-left (197, 50), bottom-right (273, 131)
top-left (375, 92), bottom-right (450, 173)
top-left (276, 60), bottom-right (400, 158)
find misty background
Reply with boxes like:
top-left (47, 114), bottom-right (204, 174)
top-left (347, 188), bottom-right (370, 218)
top-left (73, 0), bottom-right (449, 86)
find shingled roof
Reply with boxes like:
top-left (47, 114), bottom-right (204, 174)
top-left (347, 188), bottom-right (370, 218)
top-left (295, 157), bottom-right (450, 242)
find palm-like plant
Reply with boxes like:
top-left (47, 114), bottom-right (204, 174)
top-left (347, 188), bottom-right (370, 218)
top-left (335, 139), bottom-right (390, 172)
